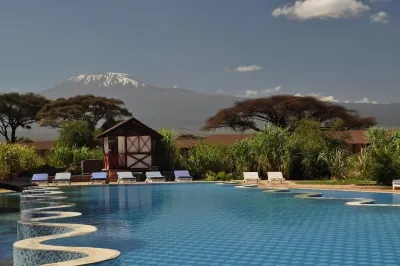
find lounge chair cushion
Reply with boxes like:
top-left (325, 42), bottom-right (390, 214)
top-left (54, 173), bottom-right (71, 181)
top-left (117, 172), bottom-right (135, 179)
top-left (145, 171), bottom-right (165, 179)
top-left (243, 172), bottom-right (260, 180)
top-left (31, 173), bottom-right (49, 181)
top-left (174, 170), bottom-right (192, 178)
top-left (91, 172), bottom-right (108, 180)
top-left (267, 172), bottom-right (285, 180)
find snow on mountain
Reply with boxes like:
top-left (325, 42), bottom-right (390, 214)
top-left (68, 72), bottom-right (146, 87)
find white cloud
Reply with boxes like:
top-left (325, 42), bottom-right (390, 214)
top-left (355, 97), bottom-right (378, 104)
top-left (173, 85), bottom-right (178, 89)
top-left (295, 93), bottom-right (339, 102)
top-left (244, 90), bottom-right (260, 97)
top-left (241, 86), bottom-right (282, 97)
top-left (272, 0), bottom-right (370, 20)
top-left (262, 86), bottom-right (282, 94)
top-left (225, 65), bottom-right (263, 72)
top-left (370, 11), bottom-right (389, 23)
top-left (309, 93), bottom-right (339, 102)
top-left (295, 93), bottom-right (378, 104)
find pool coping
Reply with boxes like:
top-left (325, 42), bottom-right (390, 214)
top-left (13, 187), bottom-right (120, 266)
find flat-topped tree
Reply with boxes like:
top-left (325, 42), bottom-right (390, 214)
top-left (203, 95), bottom-right (376, 132)
top-left (37, 95), bottom-right (132, 130)
top-left (0, 92), bottom-right (50, 143)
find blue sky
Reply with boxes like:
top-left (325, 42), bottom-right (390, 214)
top-left (0, 0), bottom-right (398, 103)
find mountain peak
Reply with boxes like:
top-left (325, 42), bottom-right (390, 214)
top-left (68, 72), bottom-right (146, 87)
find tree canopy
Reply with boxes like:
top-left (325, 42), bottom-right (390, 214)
top-left (56, 120), bottom-right (96, 148)
top-left (203, 95), bottom-right (376, 132)
top-left (37, 95), bottom-right (132, 130)
top-left (0, 93), bottom-right (50, 143)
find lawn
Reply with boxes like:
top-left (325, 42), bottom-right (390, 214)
top-left (294, 179), bottom-right (377, 186)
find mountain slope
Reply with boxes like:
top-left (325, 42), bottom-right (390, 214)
top-left (41, 73), bottom-right (240, 131)
top-left (10, 72), bottom-right (399, 141)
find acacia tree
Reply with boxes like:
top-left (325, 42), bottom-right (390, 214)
top-left (0, 93), bottom-right (50, 143)
top-left (203, 95), bottom-right (376, 132)
top-left (37, 95), bottom-right (132, 130)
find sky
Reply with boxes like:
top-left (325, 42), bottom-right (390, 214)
top-left (0, 0), bottom-right (399, 103)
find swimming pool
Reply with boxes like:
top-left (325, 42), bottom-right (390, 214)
top-left (3, 184), bottom-right (400, 265)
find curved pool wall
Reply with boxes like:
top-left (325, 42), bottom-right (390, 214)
top-left (13, 186), bottom-right (120, 266)
top-left (4, 183), bottom-right (400, 265)
top-left (261, 188), bottom-right (400, 206)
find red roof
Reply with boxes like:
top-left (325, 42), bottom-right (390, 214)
top-left (22, 141), bottom-right (54, 150)
top-left (326, 130), bottom-right (368, 145)
top-left (178, 131), bottom-right (368, 148)
top-left (177, 134), bottom-right (253, 148)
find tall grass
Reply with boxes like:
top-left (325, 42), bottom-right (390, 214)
top-left (0, 143), bottom-right (43, 180)
top-left (158, 129), bottom-right (179, 170)
top-left (363, 127), bottom-right (400, 185)
top-left (318, 148), bottom-right (349, 180)
top-left (181, 142), bottom-right (232, 178)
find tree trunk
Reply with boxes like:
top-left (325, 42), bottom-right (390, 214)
top-left (11, 127), bottom-right (17, 143)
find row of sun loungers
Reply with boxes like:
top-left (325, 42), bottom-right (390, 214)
top-left (30, 170), bottom-right (194, 185)
top-left (243, 172), bottom-right (285, 184)
top-left (31, 171), bottom-right (283, 185)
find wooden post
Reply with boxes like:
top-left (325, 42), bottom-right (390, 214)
top-left (125, 136), bottom-right (128, 170)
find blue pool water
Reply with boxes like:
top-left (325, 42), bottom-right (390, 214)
top-left (2, 184), bottom-right (400, 265)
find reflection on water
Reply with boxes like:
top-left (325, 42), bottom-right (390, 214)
top-left (0, 192), bottom-right (20, 259)
top-left (0, 192), bottom-right (20, 213)
top-left (392, 193), bottom-right (400, 204)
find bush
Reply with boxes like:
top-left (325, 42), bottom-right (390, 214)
top-left (181, 142), bottom-right (232, 179)
top-left (49, 145), bottom-right (103, 168)
top-left (292, 120), bottom-right (329, 179)
top-left (57, 120), bottom-right (95, 148)
top-left (249, 125), bottom-right (296, 177)
top-left (0, 143), bottom-right (43, 180)
top-left (362, 128), bottom-right (400, 185)
top-left (158, 129), bottom-right (179, 170)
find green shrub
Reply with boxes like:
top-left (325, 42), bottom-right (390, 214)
top-left (57, 120), bottom-right (95, 148)
top-left (49, 145), bottom-right (103, 168)
top-left (216, 171), bottom-right (233, 181)
top-left (249, 125), bottom-right (296, 177)
top-left (158, 129), bottom-right (179, 170)
top-left (182, 142), bottom-right (232, 179)
top-left (292, 120), bottom-right (329, 179)
top-left (362, 127), bottom-right (400, 185)
top-left (0, 143), bottom-right (43, 180)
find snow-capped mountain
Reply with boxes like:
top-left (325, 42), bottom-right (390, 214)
top-left (40, 72), bottom-right (240, 135)
top-left (68, 73), bottom-right (147, 88)
top-left (19, 71), bottom-right (398, 140)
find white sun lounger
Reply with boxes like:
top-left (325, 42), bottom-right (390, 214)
top-left (117, 172), bottom-right (137, 183)
top-left (145, 171), bottom-right (165, 183)
top-left (54, 173), bottom-right (71, 185)
top-left (174, 170), bottom-right (193, 182)
top-left (393, 180), bottom-right (400, 190)
top-left (91, 172), bottom-right (108, 184)
top-left (267, 172), bottom-right (285, 183)
top-left (243, 172), bottom-right (260, 184)
top-left (31, 173), bottom-right (49, 185)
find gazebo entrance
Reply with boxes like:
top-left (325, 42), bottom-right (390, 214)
top-left (98, 117), bottom-right (162, 171)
